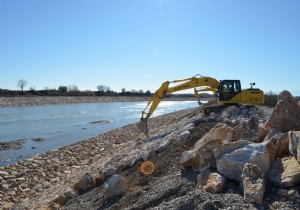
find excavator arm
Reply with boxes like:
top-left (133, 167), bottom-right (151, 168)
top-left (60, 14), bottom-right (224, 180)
top-left (138, 75), bottom-right (219, 135)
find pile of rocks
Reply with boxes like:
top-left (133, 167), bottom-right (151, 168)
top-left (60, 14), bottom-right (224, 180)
top-left (33, 102), bottom-right (273, 208)
top-left (209, 104), bottom-right (265, 125)
top-left (180, 90), bottom-right (300, 204)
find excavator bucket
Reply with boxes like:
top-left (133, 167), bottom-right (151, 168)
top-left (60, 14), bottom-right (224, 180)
top-left (137, 118), bottom-right (149, 136)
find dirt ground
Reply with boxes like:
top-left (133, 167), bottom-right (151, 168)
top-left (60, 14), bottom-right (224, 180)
top-left (61, 117), bottom-right (300, 210)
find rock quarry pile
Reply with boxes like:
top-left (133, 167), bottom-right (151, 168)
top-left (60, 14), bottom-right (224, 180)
top-left (1, 90), bottom-right (300, 209)
top-left (180, 90), bottom-right (300, 205)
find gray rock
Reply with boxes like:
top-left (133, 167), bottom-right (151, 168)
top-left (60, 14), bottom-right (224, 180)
top-left (156, 138), bottom-right (172, 153)
top-left (214, 140), bottom-right (250, 161)
top-left (216, 141), bottom-right (276, 182)
top-left (180, 150), bottom-right (199, 171)
top-left (241, 163), bottom-right (265, 204)
top-left (176, 130), bottom-right (190, 143)
top-left (103, 174), bottom-right (127, 199)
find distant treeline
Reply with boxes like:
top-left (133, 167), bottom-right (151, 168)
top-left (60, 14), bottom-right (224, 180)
top-left (264, 91), bottom-right (277, 107)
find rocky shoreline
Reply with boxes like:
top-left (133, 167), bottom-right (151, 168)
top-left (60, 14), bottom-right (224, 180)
top-left (0, 96), bottom-right (197, 107)
top-left (0, 96), bottom-right (149, 107)
top-left (0, 108), bottom-right (197, 209)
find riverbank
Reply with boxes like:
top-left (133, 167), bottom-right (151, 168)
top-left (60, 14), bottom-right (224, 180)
top-left (0, 107), bottom-right (198, 209)
top-left (0, 96), bottom-right (149, 107)
top-left (0, 96), bottom-right (199, 107)
top-left (1, 104), bottom-right (280, 210)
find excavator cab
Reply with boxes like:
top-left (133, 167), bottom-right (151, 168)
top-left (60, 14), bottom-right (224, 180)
top-left (218, 80), bottom-right (241, 101)
top-left (218, 80), bottom-right (264, 105)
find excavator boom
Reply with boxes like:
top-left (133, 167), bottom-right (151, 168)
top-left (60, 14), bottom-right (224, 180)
top-left (138, 75), bottom-right (219, 135)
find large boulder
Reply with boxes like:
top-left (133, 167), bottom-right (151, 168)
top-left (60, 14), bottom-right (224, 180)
top-left (180, 139), bottom-right (222, 171)
top-left (231, 115), bottom-right (259, 142)
top-left (215, 141), bottom-right (276, 182)
top-left (264, 129), bottom-right (289, 158)
top-left (193, 123), bottom-right (233, 147)
top-left (264, 90), bottom-right (300, 132)
top-left (214, 140), bottom-right (250, 161)
top-left (197, 170), bottom-right (226, 193)
top-left (180, 123), bottom-right (232, 171)
top-left (103, 174), bottom-right (127, 199)
top-left (241, 163), bottom-right (265, 204)
top-left (266, 156), bottom-right (300, 188)
top-left (288, 131), bottom-right (300, 162)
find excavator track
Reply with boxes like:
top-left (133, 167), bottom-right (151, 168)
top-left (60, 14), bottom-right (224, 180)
top-left (203, 104), bottom-right (255, 116)
top-left (203, 104), bottom-right (227, 116)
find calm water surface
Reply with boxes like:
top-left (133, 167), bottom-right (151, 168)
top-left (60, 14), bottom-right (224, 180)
top-left (0, 101), bottom-right (198, 166)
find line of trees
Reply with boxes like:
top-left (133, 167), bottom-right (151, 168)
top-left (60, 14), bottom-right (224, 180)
top-left (0, 79), bottom-right (155, 97)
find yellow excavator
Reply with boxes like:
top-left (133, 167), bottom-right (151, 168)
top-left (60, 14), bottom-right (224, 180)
top-left (138, 74), bottom-right (264, 134)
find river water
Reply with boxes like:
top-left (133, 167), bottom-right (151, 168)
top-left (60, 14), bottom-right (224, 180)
top-left (0, 101), bottom-right (198, 166)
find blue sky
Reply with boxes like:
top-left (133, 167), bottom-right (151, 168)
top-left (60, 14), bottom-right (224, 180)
top-left (1, 0), bottom-right (299, 95)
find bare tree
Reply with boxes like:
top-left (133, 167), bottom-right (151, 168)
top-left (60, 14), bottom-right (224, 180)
top-left (17, 79), bottom-right (27, 91)
top-left (97, 85), bottom-right (111, 92)
top-left (97, 85), bottom-right (105, 92)
top-left (69, 84), bottom-right (79, 91)
top-left (58, 86), bottom-right (68, 93)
